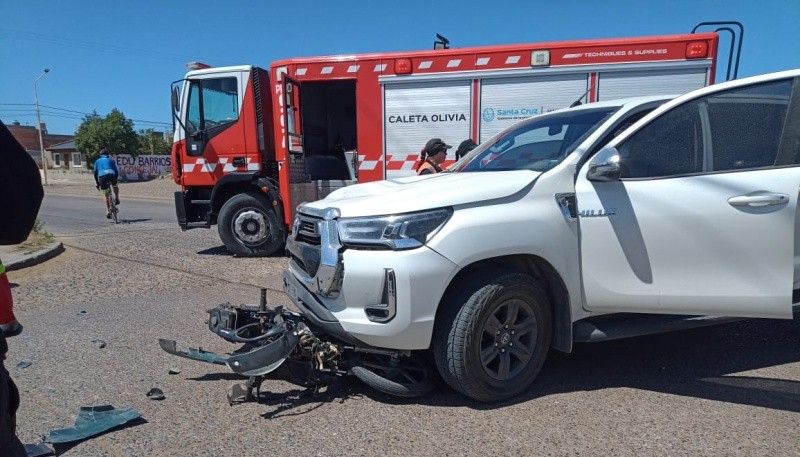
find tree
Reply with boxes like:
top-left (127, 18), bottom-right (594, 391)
top-left (137, 128), bottom-right (171, 155)
top-left (74, 109), bottom-right (139, 163)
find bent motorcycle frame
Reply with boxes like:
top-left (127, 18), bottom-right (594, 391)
top-left (159, 289), bottom-right (418, 402)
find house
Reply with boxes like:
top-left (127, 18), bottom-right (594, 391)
top-left (47, 140), bottom-right (86, 169)
top-left (5, 121), bottom-right (74, 168)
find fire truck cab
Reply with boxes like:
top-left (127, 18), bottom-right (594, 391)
top-left (170, 25), bottom-right (733, 257)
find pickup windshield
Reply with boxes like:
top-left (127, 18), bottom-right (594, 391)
top-left (451, 107), bottom-right (618, 173)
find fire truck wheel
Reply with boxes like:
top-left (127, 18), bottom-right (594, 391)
top-left (433, 269), bottom-right (552, 402)
top-left (218, 192), bottom-right (284, 257)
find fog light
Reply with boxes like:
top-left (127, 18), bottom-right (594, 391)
top-left (365, 269), bottom-right (397, 323)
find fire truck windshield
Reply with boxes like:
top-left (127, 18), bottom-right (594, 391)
top-left (452, 107), bottom-right (618, 173)
top-left (185, 77), bottom-right (240, 134)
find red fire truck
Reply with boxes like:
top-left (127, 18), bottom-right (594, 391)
top-left (170, 23), bottom-right (739, 256)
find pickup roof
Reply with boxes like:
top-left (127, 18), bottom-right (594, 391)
top-left (284, 69), bottom-right (800, 401)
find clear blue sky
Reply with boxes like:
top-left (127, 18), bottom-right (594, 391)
top-left (1, 0), bottom-right (798, 135)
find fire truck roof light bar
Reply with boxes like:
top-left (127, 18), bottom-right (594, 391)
top-left (186, 62), bottom-right (212, 70)
top-left (691, 21), bottom-right (744, 81)
top-left (685, 41), bottom-right (709, 59)
top-left (394, 59), bottom-right (412, 75)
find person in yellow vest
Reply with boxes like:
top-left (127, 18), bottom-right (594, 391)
top-left (415, 138), bottom-right (452, 175)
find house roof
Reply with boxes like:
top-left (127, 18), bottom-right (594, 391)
top-left (47, 140), bottom-right (76, 151)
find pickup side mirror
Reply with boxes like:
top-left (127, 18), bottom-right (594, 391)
top-left (586, 147), bottom-right (621, 182)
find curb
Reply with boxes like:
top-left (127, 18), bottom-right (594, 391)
top-left (4, 242), bottom-right (66, 272)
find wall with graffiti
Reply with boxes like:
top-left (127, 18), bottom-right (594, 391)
top-left (115, 155), bottom-right (171, 181)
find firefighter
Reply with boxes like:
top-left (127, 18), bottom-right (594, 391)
top-left (415, 138), bottom-right (452, 175)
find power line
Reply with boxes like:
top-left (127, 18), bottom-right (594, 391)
top-left (0, 27), bottom-right (197, 64)
top-left (0, 103), bottom-right (171, 126)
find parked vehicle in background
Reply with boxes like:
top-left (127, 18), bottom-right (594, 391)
top-left (170, 23), bottom-right (740, 256)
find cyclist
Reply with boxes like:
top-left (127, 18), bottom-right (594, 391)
top-left (93, 148), bottom-right (120, 219)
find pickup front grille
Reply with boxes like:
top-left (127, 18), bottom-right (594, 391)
top-left (288, 214), bottom-right (323, 276)
top-left (296, 216), bottom-right (321, 245)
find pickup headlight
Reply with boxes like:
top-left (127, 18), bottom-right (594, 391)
top-left (338, 208), bottom-right (453, 250)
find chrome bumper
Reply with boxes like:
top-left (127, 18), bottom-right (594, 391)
top-left (285, 207), bottom-right (342, 297)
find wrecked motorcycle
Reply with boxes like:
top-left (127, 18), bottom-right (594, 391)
top-left (159, 289), bottom-right (436, 403)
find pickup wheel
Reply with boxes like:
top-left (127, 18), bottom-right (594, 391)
top-left (217, 192), bottom-right (284, 257)
top-left (434, 270), bottom-right (552, 402)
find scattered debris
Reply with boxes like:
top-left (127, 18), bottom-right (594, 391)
top-left (16, 360), bottom-right (32, 369)
top-left (227, 383), bottom-right (253, 405)
top-left (44, 405), bottom-right (142, 444)
top-left (91, 339), bottom-right (107, 349)
top-left (168, 368), bottom-right (181, 375)
top-left (158, 339), bottom-right (227, 365)
top-left (23, 442), bottom-right (55, 457)
top-left (146, 388), bottom-right (165, 401)
top-left (160, 293), bottom-right (437, 404)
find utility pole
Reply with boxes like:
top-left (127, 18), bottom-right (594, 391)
top-left (34, 68), bottom-right (51, 185)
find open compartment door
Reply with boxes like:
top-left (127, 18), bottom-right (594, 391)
top-left (284, 76), bottom-right (304, 156)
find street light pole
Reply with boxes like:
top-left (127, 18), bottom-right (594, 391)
top-left (34, 68), bottom-right (51, 185)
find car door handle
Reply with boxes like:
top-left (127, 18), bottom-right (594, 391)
top-left (232, 157), bottom-right (246, 167)
top-left (728, 192), bottom-right (789, 207)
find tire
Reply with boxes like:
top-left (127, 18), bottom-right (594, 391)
top-left (217, 192), bottom-right (284, 257)
top-left (111, 200), bottom-right (119, 224)
top-left (351, 352), bottom-right (437, 398)
top-left (433, 269), bottom-right (552, 402)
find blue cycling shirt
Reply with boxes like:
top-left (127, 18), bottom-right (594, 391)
top-left (93, 156), bottom-right (118, 179)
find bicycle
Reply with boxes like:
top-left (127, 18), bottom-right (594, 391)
top-left (104, 185), bottom-right (119, 224)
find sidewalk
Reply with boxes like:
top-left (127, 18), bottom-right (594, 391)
top-left (0, 241), bottom-right (65, 272)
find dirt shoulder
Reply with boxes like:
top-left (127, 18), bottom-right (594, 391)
top-left (43, 170), bottom-right (176, 201)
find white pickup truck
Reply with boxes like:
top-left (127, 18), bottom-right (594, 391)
top-left (282, 69), bottom-right (800, 402)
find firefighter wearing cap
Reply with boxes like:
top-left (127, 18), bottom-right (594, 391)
top-left (415, 138), bottom-right (452, 175)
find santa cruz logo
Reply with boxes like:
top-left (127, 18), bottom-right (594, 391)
top-left (482, 108), bottom-right (495, 122)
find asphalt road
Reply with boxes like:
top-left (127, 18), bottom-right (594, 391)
top-left (5, 190), bottom-right (800, 456)
top-left (39, 194), bottom-right (175, 236)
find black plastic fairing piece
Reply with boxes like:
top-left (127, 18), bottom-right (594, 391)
top-left (226, 331), bottom-right (299, 376)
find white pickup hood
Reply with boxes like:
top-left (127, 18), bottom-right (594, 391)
top-left (304, 170), bottom-right (541, 217)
